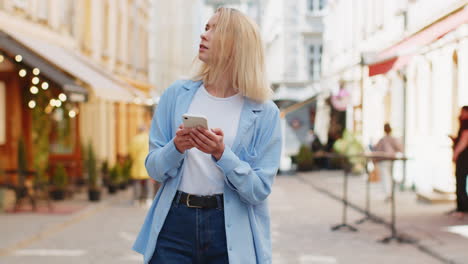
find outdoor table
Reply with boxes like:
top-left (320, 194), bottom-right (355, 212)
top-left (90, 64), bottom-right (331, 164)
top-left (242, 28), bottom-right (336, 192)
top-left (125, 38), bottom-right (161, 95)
top-left (371, 154), bottom-right (415, 244)
top-left (316, 152), bottom-right (414, 243)
top-left (314, 152), bottom-right (358, 232)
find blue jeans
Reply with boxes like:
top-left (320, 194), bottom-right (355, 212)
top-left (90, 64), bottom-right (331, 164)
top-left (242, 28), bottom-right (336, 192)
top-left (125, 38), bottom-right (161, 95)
top-left (149, 195), bottom-right (229, 264)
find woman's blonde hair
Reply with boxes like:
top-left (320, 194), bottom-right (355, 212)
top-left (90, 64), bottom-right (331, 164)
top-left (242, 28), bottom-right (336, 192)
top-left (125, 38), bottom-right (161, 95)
top-left (193, 7), bottom-right (271, 102)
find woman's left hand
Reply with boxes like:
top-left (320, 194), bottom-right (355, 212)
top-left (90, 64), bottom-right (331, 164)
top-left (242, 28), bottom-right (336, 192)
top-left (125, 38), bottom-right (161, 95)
top-left (189, 127), bottom-right (225, 160)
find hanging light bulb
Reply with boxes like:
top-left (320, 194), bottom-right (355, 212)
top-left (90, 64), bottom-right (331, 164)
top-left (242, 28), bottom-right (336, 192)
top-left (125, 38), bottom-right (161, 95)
top-left (32, 77), bottom-right (40, 85)
top-left (28, 100), bottom-right (36, 109)
top-left (32, 68), bottom-right (40, 75)
top-left (30, 86), bottom-right (39, 94)
top-left (55, 100), bottom-right (62, 107)
top-left (15, 55), bottom-right (23, 62)
top-left (41, 82), bottom-right (49, 90)
top-left (19, 69), bottom-right (27, 77)
top-left (0, 55), bottom-right (4, 63)
top-left (68, 110), bottom-right (77, 118)
top-left (58, 93), bottom-right (67, 102)
top-left (49, 99), bottom-right (56, 106)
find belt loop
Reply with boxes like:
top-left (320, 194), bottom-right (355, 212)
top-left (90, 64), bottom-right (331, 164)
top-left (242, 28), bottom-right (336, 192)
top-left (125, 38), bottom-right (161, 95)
top-left (215, 195), bottom-right (222, 210)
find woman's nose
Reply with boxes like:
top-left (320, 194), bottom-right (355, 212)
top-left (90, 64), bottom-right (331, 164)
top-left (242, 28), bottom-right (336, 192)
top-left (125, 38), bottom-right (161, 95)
top-left (200, 32), bottom-right (207, 41)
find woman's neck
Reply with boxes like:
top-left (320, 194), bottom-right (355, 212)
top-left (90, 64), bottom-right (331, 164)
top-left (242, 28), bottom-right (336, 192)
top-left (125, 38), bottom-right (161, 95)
top-left (204, 79), bottom-right (237, 98)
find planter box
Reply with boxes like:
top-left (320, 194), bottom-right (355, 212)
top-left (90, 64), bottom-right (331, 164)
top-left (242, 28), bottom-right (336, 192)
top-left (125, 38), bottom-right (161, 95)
top-left (88, 190), bottom-right (101, 201)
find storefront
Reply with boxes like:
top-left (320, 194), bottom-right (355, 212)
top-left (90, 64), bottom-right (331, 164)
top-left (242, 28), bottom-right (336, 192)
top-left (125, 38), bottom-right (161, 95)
top-left (0, 30), bottom-right (87, 185)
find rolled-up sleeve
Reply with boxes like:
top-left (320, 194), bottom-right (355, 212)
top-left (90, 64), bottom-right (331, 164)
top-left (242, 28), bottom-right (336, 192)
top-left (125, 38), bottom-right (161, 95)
top-left (215, 107), bottom-right (282, 205)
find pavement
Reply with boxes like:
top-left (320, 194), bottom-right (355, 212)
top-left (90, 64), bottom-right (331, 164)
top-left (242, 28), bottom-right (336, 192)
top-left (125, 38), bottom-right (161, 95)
top-left (0, 171), bottom-right (466, 264)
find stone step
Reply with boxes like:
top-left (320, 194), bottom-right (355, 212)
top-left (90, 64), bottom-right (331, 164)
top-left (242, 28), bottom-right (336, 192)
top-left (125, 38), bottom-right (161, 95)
top-left (433, 187), bottom-right (455, 195)
top-left (416, 191), bottom-right (456, 204)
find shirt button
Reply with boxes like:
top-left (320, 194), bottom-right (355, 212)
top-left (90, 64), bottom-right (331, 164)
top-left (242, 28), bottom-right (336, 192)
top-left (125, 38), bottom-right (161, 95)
top-left (229, 246), bottom-right (232, 251)
top-left (227, 223), bottom-right (231, 228)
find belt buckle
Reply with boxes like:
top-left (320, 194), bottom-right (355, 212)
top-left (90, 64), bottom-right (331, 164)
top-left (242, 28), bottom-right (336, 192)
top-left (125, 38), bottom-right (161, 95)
top-left (186, 194), bottom-right (203, 208)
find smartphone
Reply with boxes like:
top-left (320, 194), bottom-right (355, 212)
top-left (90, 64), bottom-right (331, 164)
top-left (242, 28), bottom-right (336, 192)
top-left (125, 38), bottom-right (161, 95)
top-left (182, 114), bottom-right (209, 129)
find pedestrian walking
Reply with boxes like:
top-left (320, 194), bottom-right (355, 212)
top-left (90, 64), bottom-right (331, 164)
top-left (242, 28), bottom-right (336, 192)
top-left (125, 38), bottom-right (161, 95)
top-left (449, 106), bottom-right (468, 219)
top-left (133, 7), bottom-right (282, 264)
top-left (373, 123), bottom-right (403, 201)
top-left (128, 125), bottom-right (151, 206)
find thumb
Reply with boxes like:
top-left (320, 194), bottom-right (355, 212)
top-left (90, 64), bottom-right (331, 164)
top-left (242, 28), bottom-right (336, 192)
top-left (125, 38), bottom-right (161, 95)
top-left (211, 128), bottom-right (224, 136)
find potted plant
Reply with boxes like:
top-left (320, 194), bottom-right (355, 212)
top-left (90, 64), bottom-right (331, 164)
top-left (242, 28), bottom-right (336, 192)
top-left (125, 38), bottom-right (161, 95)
top-left (15, 138), bottom-right (28, 200)
top-left (107, 165), bottom-right (120, 194)
top-left (49, 164), bottom-right (68, 200)
top-left (120, 158), bottom-right (132, 189)
top-left (87, 143), bottom-right (101, 201)
top-left (295, 145), bottom-right (315, 171)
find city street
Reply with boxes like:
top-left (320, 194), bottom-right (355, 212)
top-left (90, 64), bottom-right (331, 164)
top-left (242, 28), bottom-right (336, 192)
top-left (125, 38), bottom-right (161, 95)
top-left (1, 173), bottom-right (460, 264)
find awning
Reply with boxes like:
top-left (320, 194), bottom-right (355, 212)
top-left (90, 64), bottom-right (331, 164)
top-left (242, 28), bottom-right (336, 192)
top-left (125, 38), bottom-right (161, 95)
top-left (0, 31), bottom-right (87, 100)
top-left (4, 30), bottom-right (139, 102)
top-left (368, 6), bottom-right (468, 76)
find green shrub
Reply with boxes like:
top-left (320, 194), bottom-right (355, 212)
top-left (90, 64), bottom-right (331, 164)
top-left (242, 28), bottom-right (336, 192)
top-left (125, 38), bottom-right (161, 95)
top-left (109, 164), bottom-right (122, 185)
top-left (52, 164), bottom-right (68, 190)
top-left (87, 142), bottom-right (99, 189)
top-left (296, 145), bottom-right (314, 171)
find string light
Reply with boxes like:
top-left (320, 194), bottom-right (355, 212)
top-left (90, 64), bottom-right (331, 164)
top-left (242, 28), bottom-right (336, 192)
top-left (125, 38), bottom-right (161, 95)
top-left (55, 100), bottom-right (62, 107)
top-left (0, 55), bottom-right (4, 63)
top-left (19, 69), bottom-right (27, 77)
top-left (32, 68), bottom-right (40, 75)
top-left (15, 55), bottom-right (22, 62)
top-left (30, 86), bottom-right (39, 94)
top-left (68, 110), bottom-right (76, 118)
top-left (28, 100), bottom-right (36, 109)
top-left (49, 99), bottom-right (56, 106)
top-left (41, 82), bottom-right (49, 90)
top-left (32, 77), bottom-right (40, 85)
top-left (58, 93), bottom-right (67, 102)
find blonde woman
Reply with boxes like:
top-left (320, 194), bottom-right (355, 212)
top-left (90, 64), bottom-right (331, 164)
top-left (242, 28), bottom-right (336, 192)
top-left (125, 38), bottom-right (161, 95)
top-left (133, 7), bottom-right (282, 264)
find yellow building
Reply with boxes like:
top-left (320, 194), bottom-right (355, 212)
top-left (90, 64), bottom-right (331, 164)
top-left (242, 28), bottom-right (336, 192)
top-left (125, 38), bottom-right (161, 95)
top-left (0, 0), bottom-right (153, 184)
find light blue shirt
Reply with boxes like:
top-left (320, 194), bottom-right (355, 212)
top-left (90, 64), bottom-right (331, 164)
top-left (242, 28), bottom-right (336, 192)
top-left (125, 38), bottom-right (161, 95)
top-left (132, 80), bottom-right (282, 264)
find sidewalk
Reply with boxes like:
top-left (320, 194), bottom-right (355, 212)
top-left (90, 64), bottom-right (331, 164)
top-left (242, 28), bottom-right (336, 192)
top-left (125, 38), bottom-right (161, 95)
top-left (295, 170), bottom-right (468, 264)
top-left (0, 187), bottom-right (131, 257)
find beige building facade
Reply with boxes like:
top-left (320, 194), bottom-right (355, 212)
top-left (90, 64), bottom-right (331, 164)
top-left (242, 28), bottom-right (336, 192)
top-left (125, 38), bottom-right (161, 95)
top-left (0, 0), bottom-right (153, 183)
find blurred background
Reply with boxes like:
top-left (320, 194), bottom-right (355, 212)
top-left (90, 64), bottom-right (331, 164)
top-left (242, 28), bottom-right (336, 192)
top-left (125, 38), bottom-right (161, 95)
top-left (0, 0), bottom-right (467, 263)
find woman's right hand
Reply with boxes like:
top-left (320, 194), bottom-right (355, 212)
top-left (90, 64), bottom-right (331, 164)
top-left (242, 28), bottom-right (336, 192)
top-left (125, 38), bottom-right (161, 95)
top-left (174, 125), bottom-right (195, 153)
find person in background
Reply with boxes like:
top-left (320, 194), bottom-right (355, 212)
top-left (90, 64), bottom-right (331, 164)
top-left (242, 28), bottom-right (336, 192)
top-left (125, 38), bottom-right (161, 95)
top-left (128, 125), bottom-right (151, 206)
top-left (133, 7), bottom-right (282, 264)
top-left (373, 123), bottom-right (404, 201)
top-left (450, 106), bottom-right (468, 219)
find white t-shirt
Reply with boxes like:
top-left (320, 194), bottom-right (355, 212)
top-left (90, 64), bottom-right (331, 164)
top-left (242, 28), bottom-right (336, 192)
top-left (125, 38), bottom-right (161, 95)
top-left (178, 85), bottom-right (245, 195)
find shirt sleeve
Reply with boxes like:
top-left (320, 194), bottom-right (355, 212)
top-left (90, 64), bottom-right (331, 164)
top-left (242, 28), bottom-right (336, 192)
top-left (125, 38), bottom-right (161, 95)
top-left (215, 106), bottom-right (282, 205)
top-left (145, 82), bottom-right (186, 183)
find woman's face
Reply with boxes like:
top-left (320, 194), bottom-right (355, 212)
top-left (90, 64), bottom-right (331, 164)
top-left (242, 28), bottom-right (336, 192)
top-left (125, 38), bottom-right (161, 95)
top-left (199, 13), bottom-right (219, 63)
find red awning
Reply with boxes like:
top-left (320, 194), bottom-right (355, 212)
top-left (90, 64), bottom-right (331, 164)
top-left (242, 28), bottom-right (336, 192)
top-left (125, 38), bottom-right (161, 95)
top-left (369, 6), bottom-right (468, 77)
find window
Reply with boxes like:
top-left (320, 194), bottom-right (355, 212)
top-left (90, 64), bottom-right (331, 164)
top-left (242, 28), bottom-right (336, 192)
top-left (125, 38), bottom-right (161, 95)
top-left (0, 82), bottom-right (5, 145)
top-left (309, 45), bottom-right (315, 80)
top-left (37, 0), bottom-right (49, 22)
top-left (62, 0), bottom-right (75, 35)
top-left (319, 0), bottom-right (326, 10)
top-left (308, 0), bottom-right (314, 11)
top-left (12, 0), bottom-right (27, 10)
top-left (49, 106), bottom-right (77, 155)
top-left (308, 44), bottom-right (322, 80)
top-left (318, 44), bottom-right (322, 77)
